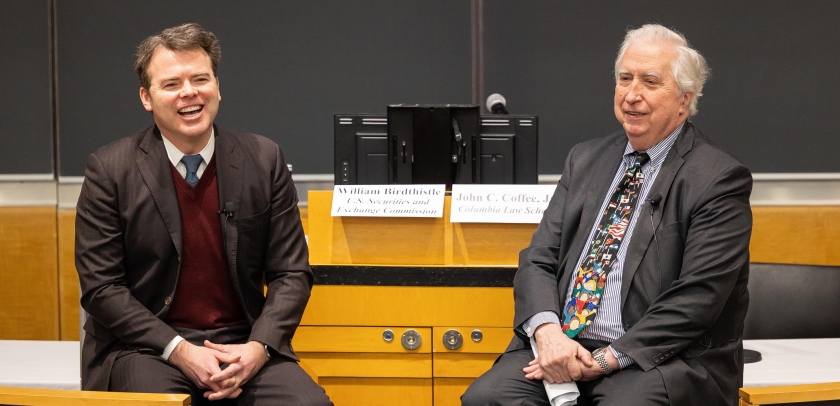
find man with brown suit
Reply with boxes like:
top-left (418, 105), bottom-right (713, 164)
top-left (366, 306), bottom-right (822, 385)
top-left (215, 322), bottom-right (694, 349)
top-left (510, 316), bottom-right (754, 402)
top-left (76, 23), bottom-right (331, 405)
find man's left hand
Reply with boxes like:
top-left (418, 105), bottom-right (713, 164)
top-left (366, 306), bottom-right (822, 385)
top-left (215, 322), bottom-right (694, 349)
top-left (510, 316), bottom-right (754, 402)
top-left (524, 353), bottom-right (598, 381)
top-left (577, 346), bottom-right (622, 382)
top-left (204, 340), bottom-right (270, 400)
top-left (525, 346), bottom-right (622, 382)
top-left (576, 360), bottom-right (604, 382)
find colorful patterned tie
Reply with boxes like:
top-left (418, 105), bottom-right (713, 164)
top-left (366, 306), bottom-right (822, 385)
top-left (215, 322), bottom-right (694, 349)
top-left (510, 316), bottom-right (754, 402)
top-left (562, 152), bottom-right (650, 338)
top-left (181, 154), bottom-right (203, 187)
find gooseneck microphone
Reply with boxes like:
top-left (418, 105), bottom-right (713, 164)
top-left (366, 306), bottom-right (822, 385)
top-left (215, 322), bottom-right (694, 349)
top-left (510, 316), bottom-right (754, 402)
top-left (485, 93), bottom-right (509, 114)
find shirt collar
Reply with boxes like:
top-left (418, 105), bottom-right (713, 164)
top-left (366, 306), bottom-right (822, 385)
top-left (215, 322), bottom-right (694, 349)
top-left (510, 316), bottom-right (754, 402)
top-left (160, 128), bottom-right (216, 167)
top-left (623, 121), bottom-right (684, 167)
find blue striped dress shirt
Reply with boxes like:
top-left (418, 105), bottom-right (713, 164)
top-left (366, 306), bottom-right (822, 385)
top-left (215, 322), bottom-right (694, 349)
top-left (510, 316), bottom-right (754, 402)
top-left (524, 122), bottom-right (684, 369)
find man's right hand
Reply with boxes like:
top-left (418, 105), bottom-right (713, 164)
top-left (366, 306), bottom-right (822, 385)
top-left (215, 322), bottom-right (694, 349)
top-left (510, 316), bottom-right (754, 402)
top-left (168, 340), bottom-right (241, 394)
top-left (527, 323), bottom-right (593, 383)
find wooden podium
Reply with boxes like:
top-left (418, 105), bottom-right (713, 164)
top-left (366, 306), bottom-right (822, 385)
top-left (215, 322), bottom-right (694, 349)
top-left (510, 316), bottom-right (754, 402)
top-left (307, 190), bottom-right (537, 266)
top-left (299, 191), bottom-right (536, 406)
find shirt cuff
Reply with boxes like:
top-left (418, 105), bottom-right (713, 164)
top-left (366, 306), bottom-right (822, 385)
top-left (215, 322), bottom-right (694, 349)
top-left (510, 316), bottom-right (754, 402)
top-left (161, 335), bottom-right (185, 361)
top-left (608, 345), bottom-right (635, 369)
top-left (523, 311), bottom-right (561, 337)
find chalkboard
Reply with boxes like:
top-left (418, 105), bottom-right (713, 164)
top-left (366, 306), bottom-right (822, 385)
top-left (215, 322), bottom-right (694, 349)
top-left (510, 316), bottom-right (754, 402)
top-left (3, 2), bottom-right (837, 176)
top-left (483, 0), bottom-right (840, 174)
top-left (0, 1), bottom-right (52, 175)
top-left (55, 0), bottom-right (472, 176)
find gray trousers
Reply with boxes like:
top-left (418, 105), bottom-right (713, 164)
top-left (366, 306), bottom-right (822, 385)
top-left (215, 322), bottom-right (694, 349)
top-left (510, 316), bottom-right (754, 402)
top-left (108, 324), bottom-right (332, 406)
top-left (461, 347), bottom-right (669, 406)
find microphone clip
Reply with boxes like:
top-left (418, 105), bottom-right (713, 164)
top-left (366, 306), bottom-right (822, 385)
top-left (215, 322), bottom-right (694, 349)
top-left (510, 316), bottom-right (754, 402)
top-left (219, 202), bottom-right (235, 218)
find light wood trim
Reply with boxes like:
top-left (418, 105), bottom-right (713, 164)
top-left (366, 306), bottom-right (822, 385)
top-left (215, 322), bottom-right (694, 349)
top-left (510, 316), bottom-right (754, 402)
top-left (295, 327), bottom-right (431, 353)
top-left (318, 377), bottom-right (432, 406)
top-left (739, 382), bottom-right (840, 405)
top-left (58, 210), bottom-right (80, 341)
top-left (433, 353), bottom-right (499, 378)
top-left (751, 206), bottom-right (840, 266)
top-left (431, 327), bottom-right (510, 354)
top-left (0, 207), bottom-right (59, 340)
top-left (740, 399), bottom-right (752, 406)
top-left (0, 386), bottom-right (189, 406)
top-left (298, 353), bottom-right (432, 378)
top-left (302, 286), bottom-right (514, 327)
top-left (434, 377), bottom-right (475, 406)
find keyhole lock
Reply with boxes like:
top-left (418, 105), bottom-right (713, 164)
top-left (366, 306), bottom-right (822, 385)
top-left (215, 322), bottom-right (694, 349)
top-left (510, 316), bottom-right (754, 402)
top-left (442, 329), bottom-right (463, 350)
top-left (382, 329), bottom-right (394, 342)
top-left (401, 329), bottom-right (422, 350)
top-left (471, 329), bottom-right (483, 342)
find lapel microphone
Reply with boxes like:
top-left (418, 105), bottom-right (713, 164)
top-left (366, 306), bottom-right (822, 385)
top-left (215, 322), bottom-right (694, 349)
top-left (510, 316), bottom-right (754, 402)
top-left (648, 194), bottom-right (662, 207)
top-left (219, 202), bottom-right (235, 253)
top-left (648, 194), bottom-right (663, 293)
top-left (219, 202), bottom-right (235, 218)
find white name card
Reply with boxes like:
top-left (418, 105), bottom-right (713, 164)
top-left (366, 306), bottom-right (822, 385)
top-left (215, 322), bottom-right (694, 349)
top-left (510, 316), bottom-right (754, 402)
top-left (331, 185), bottom-right (446, 217)
top-left (450, 184), bottom-right (556, 224)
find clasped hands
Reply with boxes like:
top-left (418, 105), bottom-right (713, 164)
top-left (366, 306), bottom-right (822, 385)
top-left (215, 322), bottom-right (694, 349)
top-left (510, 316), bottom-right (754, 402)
top-left (524, 323), bottom-right (616, 383)
top-left (168, 339), bottom-right (269, 400)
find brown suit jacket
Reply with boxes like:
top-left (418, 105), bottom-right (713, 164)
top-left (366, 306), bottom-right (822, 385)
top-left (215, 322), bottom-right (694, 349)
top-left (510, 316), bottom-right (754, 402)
top-left (510, 122), bottom-right (752, 405)
top-left (75, 125), bottom-right (312, 390)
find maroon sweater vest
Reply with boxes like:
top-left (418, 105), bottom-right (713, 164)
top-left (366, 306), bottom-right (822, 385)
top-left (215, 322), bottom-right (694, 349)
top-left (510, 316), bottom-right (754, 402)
top-left (165, 156), bottom-right (246, 329)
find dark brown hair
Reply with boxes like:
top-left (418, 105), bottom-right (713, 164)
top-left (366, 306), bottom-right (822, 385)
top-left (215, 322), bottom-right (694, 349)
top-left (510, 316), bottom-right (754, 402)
top-left (134, 23), bottom-right (221, 89)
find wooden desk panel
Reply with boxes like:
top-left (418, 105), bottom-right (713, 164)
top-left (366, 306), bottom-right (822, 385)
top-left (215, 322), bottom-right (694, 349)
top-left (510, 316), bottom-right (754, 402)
top-left (751, 206), bottom-right (840, 266)
top-left (317, 377), bottom-right (432, 406)
top-left (0, 207), bottom-right (58, 340)
top-left (301, 286), bottom-right (514, 327)
top-left (308, 190), bottom-right (535, 266)
top-left (57, 210), bottom-right (79, 341)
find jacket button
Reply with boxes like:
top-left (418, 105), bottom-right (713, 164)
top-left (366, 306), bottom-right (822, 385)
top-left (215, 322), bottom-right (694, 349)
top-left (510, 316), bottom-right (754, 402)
top-left (164, 297), bottom-right (172, 306)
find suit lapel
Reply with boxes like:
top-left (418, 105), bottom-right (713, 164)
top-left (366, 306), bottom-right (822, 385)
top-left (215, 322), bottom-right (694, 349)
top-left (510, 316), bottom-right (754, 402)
top-left (619, 124), bottom-right (695, 309)
top-left (136, 127), bottom-right (183, 259)
top-left (560, 137), bottom-right (626, 290)
top-left (214, 127), bottom-right (243, 281)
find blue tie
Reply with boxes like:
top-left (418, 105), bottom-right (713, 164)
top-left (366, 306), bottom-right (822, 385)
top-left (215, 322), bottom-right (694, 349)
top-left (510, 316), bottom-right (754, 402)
top-left (181, 155), bottom-right (203, 187)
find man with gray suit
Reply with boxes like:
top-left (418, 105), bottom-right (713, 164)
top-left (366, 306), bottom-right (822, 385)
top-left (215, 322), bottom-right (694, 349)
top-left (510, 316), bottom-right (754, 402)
top-left (463, 24), bottom-right (752, 405)
top-left (76, 23), bottom-right (331, 405)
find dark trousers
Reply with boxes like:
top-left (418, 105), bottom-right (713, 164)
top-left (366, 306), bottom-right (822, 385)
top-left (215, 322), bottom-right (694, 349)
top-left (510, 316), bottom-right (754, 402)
top-left (108, 324), bottom-right (332, 406)
top-left (461, 344), bottom-right (669, 406)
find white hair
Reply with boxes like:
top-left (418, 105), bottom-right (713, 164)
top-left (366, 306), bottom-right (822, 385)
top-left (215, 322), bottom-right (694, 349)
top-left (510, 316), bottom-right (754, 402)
top-left (615, 24), bottom-right (710, 116)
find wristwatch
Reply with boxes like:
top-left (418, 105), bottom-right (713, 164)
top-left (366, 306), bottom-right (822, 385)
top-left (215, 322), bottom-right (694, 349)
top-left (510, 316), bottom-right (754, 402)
top-left (592, 347), bottom-right (613, 375)
top-left (263, 344), bottom-right (272, 360)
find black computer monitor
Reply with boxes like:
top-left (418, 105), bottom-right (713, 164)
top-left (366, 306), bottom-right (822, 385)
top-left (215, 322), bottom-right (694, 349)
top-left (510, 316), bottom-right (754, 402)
top-left (335, 104), bottom-right (537, 188)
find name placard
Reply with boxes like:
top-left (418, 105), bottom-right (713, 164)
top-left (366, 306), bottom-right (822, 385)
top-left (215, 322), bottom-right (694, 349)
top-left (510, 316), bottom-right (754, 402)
top-left (331, 185), bottom-right (446, 217)
top-left (450, 184), bottom-right (556, 224)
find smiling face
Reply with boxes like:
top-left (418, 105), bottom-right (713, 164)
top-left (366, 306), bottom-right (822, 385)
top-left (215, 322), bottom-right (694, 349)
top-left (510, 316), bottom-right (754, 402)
top-left (614, 42), bottom-right (691, 151)
top-left (139, 46), bottom-right (220, 153)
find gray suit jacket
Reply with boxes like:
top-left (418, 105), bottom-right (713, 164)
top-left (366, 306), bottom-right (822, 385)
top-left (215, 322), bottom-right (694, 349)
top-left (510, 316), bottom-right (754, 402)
top-left (75, 125), bottom-right (312, 390)
top-left (509, 122), bottom-right (752, 405)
